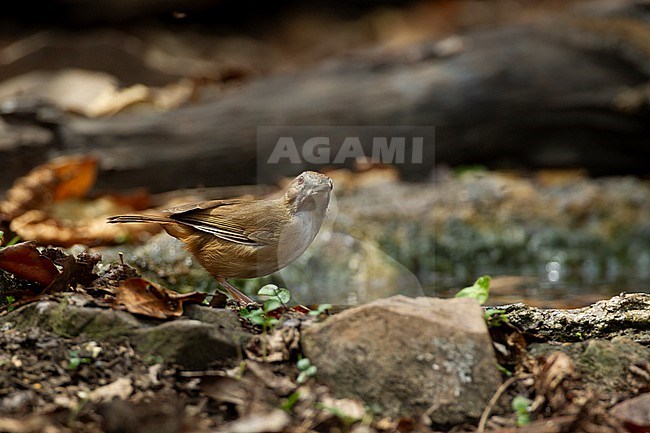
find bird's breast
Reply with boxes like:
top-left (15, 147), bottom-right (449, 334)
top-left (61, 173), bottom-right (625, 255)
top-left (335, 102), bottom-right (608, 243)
top-left (275, 209), bottom-right (324, 267)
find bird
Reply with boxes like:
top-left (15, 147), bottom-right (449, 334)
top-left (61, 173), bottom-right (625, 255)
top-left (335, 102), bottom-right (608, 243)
top-left (107, 171), bottom-right (333, 304)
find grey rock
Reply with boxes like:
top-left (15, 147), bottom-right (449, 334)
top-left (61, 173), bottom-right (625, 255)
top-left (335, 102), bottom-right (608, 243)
top-left (301, 295), bottom-right (500, 426)
top-left (498, 293), bottom-right (650, 342)
top-left (1, 300), bottom-right (141, 340)
top-left (133, 319), bottom-right (246, 370)
top-left (183, 303), bottom-right (243, 332)
top-left (1, 299), bottom-right (248, 369)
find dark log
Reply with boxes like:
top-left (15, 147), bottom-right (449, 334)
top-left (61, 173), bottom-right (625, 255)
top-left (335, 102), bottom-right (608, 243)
top-left (2, 1), bottom-right (650, 193)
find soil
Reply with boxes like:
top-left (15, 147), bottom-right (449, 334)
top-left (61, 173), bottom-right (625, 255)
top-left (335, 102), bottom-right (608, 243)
top-left (0, 325), bottom-right (217, 433)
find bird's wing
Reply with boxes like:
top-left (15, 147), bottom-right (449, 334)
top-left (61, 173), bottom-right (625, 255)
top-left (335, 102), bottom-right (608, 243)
top-left (163, 199), bottom-right (246, 215)
top-left (165, 199), bottom-right (279, 246)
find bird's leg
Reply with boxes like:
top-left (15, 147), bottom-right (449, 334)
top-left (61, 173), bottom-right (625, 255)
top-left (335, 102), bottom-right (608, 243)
top-left (216, 277), bottom-right (255, 305)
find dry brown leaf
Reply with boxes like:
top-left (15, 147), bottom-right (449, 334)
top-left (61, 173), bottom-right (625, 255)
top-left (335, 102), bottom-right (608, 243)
top-left (10, 201), bottom-right (159, 247)
top-left (86, 84), bottom-right (150, 117)
top-left (51, 156), bottom-right (97, 201)
top-left (533, 351), bottom-right (586, 418)
top-left (201, 374), bottom-right (274, 418)
top-left (0, 69), bottom-right (118, 115)
top-left (200, 375), bottom-right (249, 407)
top-left (88, 377), bottom-right (133, 403)
top-left (0, 155), bottom-right (97, 221)
top-left (114, 277), bottom-right (206, 319)
top-left (538, 351), bottom-right (577, 395)
top-left (42, 249), bottom-right (100, 293)
top-left (246, 360), bottom-right (296, 395)
top-left (0, 241), bottom-right (59, 287)
top-left (1, 155), bottom-right (156, 246)
top-left (213, 409), bottom-right (290, 433)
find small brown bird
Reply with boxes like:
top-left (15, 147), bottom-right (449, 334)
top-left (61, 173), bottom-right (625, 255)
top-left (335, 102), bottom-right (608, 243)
top-left (108, 171), bottom-right (333, 304)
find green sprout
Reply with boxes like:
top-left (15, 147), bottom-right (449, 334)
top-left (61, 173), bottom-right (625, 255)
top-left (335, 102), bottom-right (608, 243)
top-left (240, 284), bottom-right (291, 332)
top-left (296, 357), bottom-right (318, 384)
top-left (511, 395), bottom-right (532, 426)
top-left (308, 303), bottom-right (332, 318)
top-left (496, 363), bottom-right (513, 377)
top-left (239, 285), bottom-right (293, 359)
top-left (257, 284), bottom-right (291, 305)
top-left (239, 304), bottom-right (280, 331)
top-left (484, 308), bottom-right (509, 327)
top-left (0, 231), bottom-right (20, 248)
top-left (67, 350), bottom-right (92, 370)
top-left (455, 275), bottom-right (491, 305)
top-left (280, 391), bottom-right (300, 412)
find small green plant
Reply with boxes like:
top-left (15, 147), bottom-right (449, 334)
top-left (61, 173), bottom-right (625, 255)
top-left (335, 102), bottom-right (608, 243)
top-left (240, 284), bottom-right (292, 330)
top-left (67, 350), bottom-right (92, 370)
top-left (3, 295), bottom-right (16, 312)
top-left (308, 303), bottom-right (332, 318)
top-left (496, 363), bottom-right (513, 377)
top-left (484, 308), bottom-right (509, 327)
top-left (0, 231), bottom-right (20, 248)
top-left (455, 275), bottom-right (491, 304)
top-left (296, 357), bottom-right (318, 384)
top-left (511, 395), bottom-right (532, 426)
top-left (258, 284), bottom-right (291, 305)
top-left (239, 303), bottom-right (279, 331)
top-left (280, 391), bottom-right (300, 412)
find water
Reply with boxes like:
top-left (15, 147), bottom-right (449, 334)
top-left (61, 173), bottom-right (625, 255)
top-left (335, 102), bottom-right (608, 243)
top-left (426, 274), bottom-right (650, 309)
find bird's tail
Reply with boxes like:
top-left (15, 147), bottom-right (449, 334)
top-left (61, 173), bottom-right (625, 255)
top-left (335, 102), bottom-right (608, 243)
top-left (107, 214), bottom-right (174, 224)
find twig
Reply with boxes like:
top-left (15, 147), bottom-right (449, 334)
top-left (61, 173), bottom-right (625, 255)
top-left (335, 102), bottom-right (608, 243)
top-left (477, 374), bottom-right (527, 432)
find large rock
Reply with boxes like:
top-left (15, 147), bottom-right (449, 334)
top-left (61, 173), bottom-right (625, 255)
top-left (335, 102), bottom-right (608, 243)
top-left (611, 393), bottom-right (650, 431)
top-left (301, 295), bottom-right (500, 426)
top-left (0, 300), bottom-right (249, 369)
top-left (132, 319), bottom-right (244, 370)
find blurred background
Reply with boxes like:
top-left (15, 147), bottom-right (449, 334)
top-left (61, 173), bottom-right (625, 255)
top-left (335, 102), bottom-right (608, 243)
top-left (1, 0), bottom-right (650, 307)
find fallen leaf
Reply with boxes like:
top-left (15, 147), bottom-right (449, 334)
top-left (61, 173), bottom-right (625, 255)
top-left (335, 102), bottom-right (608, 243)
top-left (86, 83), bottom-right (150, 117)
top-left (319, 395), bottom-right (366, 422)
top-left (10, 206), bottom-right (158, 247)
top-left (114, 277), bottom-right (206, 319)
top-left (0, 415), bottom-right (51, 433)
top-left (246, 360), bottom-right (296, 395)
top-left (201, 374), bottom-right (275, 418)
top-left (0, 69), bottom-right (118, 115)
top-left (51, 156), bottom-right (97, 201)
top-left (0, 242), bottom-right (59, 287)
top-left (201, 375), bottom-right (249, 407)
top-left (534, 351), bottom-right (583, 415)
top-left (213, 409), bottom-right (290, 433)
top-left (42, 249), bottom-right (100, 293)
top-left (88, 377), bottom-right (133, 403)
top-left (0, 155), bottom-right (97, 221)
top-left (289, 305), bottom-right (311, 315)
